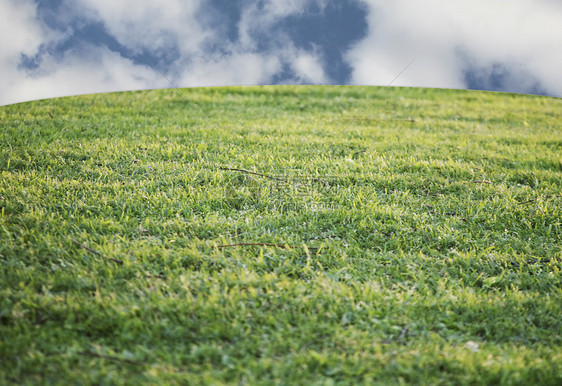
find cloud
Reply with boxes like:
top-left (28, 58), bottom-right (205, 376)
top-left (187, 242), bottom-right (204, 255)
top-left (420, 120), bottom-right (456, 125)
top-left (2, 0), bottom-right (559, 106)
top-left (0, 0), bottom-right (334, 105)
top-left (290, 49), bottom-right (329, 84)
top-left (0, 0), bottom-right (51, 105)
top-left (0, 0), bottom-right (43, 59)
top-left (12, 46), bottom-right (164, 103)
top-left (237, 0), bottom-right (311, 50)
top-left (178, 52), bottom-right (283, 86)
top-left (0, 0), bottom-right (163, 105)
top-left (347, 0), bottom-right (562, 96)
top-left (175, 0), bottom-right (330, 86)
top-left (73, 0), bottom-right (208, 55)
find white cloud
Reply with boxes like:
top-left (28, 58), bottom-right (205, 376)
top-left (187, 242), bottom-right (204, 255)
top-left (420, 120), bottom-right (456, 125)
top-left (4, 0), bottom-right (558, 106)
top-left (290, 50), bottom-right (328, 84)
top-left (176, 0), bottom-right (329, 86)
top-left (0, 0), bottom-right (49, 105)
top-left (237, 0), bottom-right (308, 50)
top-left (0, 0), bottom-right (43, 59)
top-left (234, 0), bottom-right (330, 84)
top-left (0, 0), bottom-right (334, 105)
top-left (348, 0), bottom-right (562, 95)
top-left (70, 0), bottom-right (331, 87)
top-left (74, 0), bottom-right (208, 55)
top-left (0, 0), bottom-right (163, 105)
top-left (178, 52), bottom-right (282, 86)
top-left (175, 47), bottom-right (328, 87)
top-left (11, 46), bottom-right (165, 103)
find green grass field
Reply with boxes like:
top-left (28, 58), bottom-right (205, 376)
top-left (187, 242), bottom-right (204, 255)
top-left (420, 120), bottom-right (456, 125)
top-left (1, 85), bottom-right (561, 384)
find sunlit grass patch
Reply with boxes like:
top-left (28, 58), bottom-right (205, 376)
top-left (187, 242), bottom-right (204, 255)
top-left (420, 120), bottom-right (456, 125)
top-left (1, 86), bottom-right (561, 384)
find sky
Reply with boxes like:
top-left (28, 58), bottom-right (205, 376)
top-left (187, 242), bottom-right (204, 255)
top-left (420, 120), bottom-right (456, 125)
top-left (1, 0), bottom-right (561, 106)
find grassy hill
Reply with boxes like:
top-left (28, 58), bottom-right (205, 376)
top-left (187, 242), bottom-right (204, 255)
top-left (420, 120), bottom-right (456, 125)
top-left (1, 86), bottom-right (561, 384)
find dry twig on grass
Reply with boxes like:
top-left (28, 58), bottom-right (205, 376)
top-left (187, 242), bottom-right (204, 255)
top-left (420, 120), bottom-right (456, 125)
top-left (46, 350), bottom-right (143, 366)
top-left (72, 240), bottom-right (124, 264)
top-left (216, 242), bottom-right (319, 253)
top-left (517, 195), bottom-right (562, 205)
top-left (219, 167), bottom-right (287, 182)
top-left (77, 351), bottom-right (143, 366)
